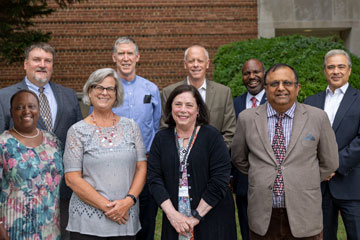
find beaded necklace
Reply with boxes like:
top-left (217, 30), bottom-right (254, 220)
top-left (91, 113), bottom-right (117, 147)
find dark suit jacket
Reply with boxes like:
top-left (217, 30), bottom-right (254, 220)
top-left (160, 79), bottom-right (236, 148)
top-left (304, 85), bottom-right (360, 200)
top-left (232, 92), bottom-right (266, 196)
top-left (231, 102), bottom-right (339, 237)
top-left (0, 79), bottom-right (83, 198)
top-left (148, 125), bottom-right (236, 240)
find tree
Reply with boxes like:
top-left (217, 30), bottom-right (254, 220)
top-left (213, 35), bottom-right (360, 102)
top-left (0, 0), bottom-right (82, 63)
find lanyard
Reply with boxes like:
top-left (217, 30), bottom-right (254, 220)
top-left (174, 126), bottom-right (197, 176)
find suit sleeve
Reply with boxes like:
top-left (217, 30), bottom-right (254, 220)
top-left (337, 122), bottom-right (360, 176)
top-left (231, 113), bottom-right (250, 174)
top-left (0, 101), bottom-right (6, 134)
top-left (201, 130), bottom-right (232, 207)
top-left (317, 112), bottom-right (339, 180)
top-left (147, 133), bottom-right (171, 206)
top-left (159, 89), bottom-right (169, 131)
top-left (221, 88), bottom-right (236, 149)
top-left (73, 92), bottom-right (83, 122)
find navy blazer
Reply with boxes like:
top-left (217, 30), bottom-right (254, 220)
top-left (304, 85), bottom-right (360, 200)
top-left (0, 79), bottom-right (83, 199)
top-left (232, 92), bottom-right (266, 195)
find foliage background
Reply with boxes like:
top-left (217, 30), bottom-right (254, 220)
top-left (212, 35), bottom-right (360, 102)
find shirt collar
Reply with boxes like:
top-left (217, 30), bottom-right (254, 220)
top-left (326, 82), bottom-right (349, 95)
top-left (267, 102), bottom-right (296, 119)
top-left (247, 89), bottom-right (265, 102)
top-left (121, 75), bottom-right (137, 85)
top-left (24, 77), bottom-right (51, 93)
top-left (187, 77), bottom-right (207, 90)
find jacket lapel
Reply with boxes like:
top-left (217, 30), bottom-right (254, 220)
top-left (205, 80), bottom-right (214, 107)
top-left (285, 103), bottom-right (307, 160)
top-left (254, 104), bottom-right (277, 164)
top-left (49, 82), bottom-right (62, 132)
top-left (332, 86), bottom-right (358, 132)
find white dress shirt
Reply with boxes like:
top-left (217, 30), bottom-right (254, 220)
top-left (324, 83), bottom-right (349, 126)
top-left (187, 78), bottom-right (207, 102)
top-left (246, 89), bottom-right (265, 109)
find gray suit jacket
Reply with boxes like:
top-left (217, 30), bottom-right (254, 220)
top-left (0, 79), bottom-right (83, 199)
top-left (160, 79), bottom-right (236, 148)
top-left (231, 102), bottom-right (339, 237)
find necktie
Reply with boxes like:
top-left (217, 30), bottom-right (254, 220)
top-left (272, 113), bottom-right (286, 196)
top-left (38, 87), bottom-right (52, 131)
top-left (251, 97), bottom-right (257, 108)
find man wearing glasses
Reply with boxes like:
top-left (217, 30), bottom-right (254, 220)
top-left (111, 37), bottom-right (161, 240)
top-left (231, 63), bottom-right (338, 239)
top-left (305, 49), bottom-right (360, 240)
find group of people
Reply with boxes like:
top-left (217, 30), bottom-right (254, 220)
top-left (0, 37), bottom-right (358, 240)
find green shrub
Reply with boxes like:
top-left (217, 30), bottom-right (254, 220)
top-left (213, 35), bottom-right (360, 102)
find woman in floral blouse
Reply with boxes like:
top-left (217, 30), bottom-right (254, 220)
top-left (0, 90), bottom-right (63, 240)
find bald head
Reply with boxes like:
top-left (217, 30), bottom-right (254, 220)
top-left (242, 59), bottom-right (265, 95)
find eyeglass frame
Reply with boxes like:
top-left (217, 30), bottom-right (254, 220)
top-left (91, 84), bottom-right (117, 94)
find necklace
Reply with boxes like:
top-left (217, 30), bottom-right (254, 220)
top-left (91, 113), bottom-right (117, 146)
top-left (12, 127), bottom-right (40, 138)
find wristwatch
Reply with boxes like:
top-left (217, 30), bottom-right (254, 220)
top-left (126, 194), bottom-right (136, 205)
top-left (191, 209), bottom-right (203, 221)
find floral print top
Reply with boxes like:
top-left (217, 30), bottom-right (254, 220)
top-left (0, 130), bottom-right (63, 240)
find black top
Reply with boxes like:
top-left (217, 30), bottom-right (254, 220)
top-left (147, 125), bottom-right (237, 240)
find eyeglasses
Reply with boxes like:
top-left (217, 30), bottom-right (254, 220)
top-left (266, 81), bottom-right (298, 88)
top-left (91, 85), bottom-right (116, 94)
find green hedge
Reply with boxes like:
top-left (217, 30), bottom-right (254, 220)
top-left (213, 35), bottom-right (360, 102)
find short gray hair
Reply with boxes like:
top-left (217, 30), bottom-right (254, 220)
top-left (25, 42), bottom-right (56, 60)
top-left (113, 37), bottom-right (139, 55)
top-left (184, 45), bottom-right (209, 61)
top-left (82, 68), bottom-right (124, 107)
top-left (324, 49), bottom-right (352, 68)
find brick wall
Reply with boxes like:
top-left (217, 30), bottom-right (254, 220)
top-left (0, 0), bottom-right (258, 92)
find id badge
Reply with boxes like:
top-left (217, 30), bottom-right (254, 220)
top-left (179, 186), bottom-right (189, 197)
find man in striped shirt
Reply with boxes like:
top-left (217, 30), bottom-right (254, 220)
top-left (231, 63), bottom-right (338, 239)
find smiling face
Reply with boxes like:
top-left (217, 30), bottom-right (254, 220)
top-left (11, 92), bottom-right (39, 132)
top-left (112, 42), bottom-right (139, 81)
top-left (171, 91), bottom-right (199, 130)
top-left (184, 46), bottom-right (210, 84)
top-left (24, 48), bottom-right (53, 87)
top-left (265, 66), bottom-right (300, 113)
top-left (324, 54), bottom-right (352, 92)
top-left (242, 59), bottom-right (265, 95)
top-left (89, 76), bottom-right (117, 111)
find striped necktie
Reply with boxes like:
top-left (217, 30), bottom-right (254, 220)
top-left (38, 87), bottom-right (52, 131)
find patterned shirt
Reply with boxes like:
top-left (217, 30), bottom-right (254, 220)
top-left (267, 102), bottom-right (296, 208)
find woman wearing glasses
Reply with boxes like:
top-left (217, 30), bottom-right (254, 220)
top-left (63, 68), bottom-right (146, 240)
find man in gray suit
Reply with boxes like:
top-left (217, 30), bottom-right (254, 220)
top-left (160, 45), bottom-right (236, 148)
top-left (231, 63), bottom-right (338, 239)
top-left (0, 42), bottom-right (82, 239)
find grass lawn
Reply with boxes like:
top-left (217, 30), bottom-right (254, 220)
top-left (153, 202), bottom-right (347, 240)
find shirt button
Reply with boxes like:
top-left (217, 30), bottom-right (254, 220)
top-left (190, 198), bottom-right (193, 201)
top-left (269, 186), bottom-right (273, 190)
top-left (189, 186), bottom-right (191, 189)
top-left (187, 174), bottom-right (190, 177)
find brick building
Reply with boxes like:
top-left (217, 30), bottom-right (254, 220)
top-left (0, 0), bottom-right (258, 92)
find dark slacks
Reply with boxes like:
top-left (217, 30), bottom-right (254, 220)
top-left (322, 185), bottom-right (360, 240)
top-left (136, 183), bottom-right (158, 240)
top-left (60, 198), bottom-right (70, 240)
top-left (235, 194), bottom-right (250, 240)
top-left (250, 208), bottom-right (323, 240)
top-left (70, 232), bottom-right (135, 240)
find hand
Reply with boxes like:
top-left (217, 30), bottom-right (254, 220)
top-left (105, 198), bottom-right (133, 224)
top-left (0, 223), bottom-right (9, 240)
top-left (166, 211), bottom-right (192, 236)
top-left (325, 172), bottom-right (335, 181)
top-left (186, 216), bottom-right (200, 229)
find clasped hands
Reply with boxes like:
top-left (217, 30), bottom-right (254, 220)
top-left (104, 197), bottom-right (133, 224)
top-left (167, 210), bottom-right (200, 236)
